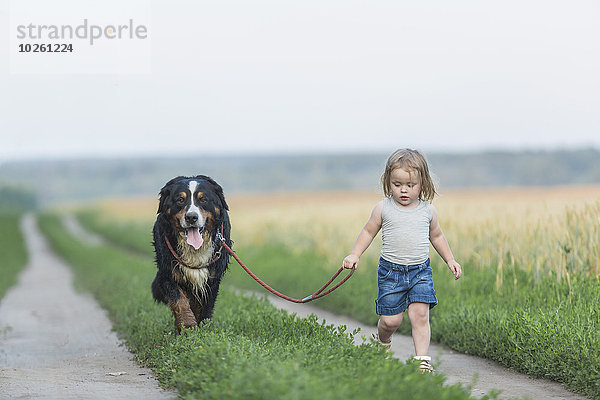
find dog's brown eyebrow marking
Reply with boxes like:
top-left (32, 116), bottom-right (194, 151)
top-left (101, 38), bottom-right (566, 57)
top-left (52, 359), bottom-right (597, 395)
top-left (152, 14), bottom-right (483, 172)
top-left (178, 192), bottom-right (187, 198)
top-left (196, 192), bottom-right (204, 199)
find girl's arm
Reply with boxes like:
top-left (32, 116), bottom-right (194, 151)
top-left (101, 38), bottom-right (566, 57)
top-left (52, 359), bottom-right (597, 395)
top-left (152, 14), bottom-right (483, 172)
top-left (342, 201), bottom-right (383, 269)
top-left (429, 205), bottom-right (462, 280)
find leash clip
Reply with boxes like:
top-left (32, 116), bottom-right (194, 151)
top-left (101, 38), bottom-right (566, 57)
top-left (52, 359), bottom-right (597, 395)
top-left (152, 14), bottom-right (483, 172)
top-left (215, 223), bottom-right (225, 243)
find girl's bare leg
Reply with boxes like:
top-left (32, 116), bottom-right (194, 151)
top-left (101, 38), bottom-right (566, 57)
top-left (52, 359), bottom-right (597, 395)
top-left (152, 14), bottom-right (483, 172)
top-left (407, 302), bottom-right (430, 356)
top-left (377, 313), bottom-right (403, 343)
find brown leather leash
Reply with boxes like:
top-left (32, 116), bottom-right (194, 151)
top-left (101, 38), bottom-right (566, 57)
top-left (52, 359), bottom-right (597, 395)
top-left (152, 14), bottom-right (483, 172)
top-left (164, 226), bottom-right (354, 303)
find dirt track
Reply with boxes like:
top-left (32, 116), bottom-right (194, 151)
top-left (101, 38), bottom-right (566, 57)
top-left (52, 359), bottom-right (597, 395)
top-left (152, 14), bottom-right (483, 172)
top-left (0, 215), bottom-right (176, 400)
top-left (0, 214), bottom-right (591, 400)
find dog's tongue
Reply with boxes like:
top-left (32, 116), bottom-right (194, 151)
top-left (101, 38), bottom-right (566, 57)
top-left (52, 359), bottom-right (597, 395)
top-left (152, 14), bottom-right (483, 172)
top-left (186, 228), bottom-right (204, 250)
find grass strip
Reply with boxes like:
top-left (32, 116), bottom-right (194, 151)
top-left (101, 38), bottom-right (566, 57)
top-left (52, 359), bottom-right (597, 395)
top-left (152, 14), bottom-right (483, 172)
top-left (0, 213), bottom-right (27, 300)
top-left (39, 212), bottom-right (493, 400)
top-left (74, 210), bottom-right (600, 399)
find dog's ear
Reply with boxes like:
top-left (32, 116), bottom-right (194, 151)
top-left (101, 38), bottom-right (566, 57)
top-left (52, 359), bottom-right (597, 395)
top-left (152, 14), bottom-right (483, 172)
top-left (157, 176), bottom-right (185, 214)
top-left (157, 187), bottom-right (169, 214)
top-left (195, 175), bottom-right (229, 211)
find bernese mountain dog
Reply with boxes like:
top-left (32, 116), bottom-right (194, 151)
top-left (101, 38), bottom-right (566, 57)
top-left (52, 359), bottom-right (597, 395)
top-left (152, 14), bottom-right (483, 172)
top-left (151, 175), bottom-right (232, 333)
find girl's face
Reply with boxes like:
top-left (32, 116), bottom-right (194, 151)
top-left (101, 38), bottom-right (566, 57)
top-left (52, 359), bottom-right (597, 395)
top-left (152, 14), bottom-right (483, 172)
top-left (389, 167), bottom-right (421, 208)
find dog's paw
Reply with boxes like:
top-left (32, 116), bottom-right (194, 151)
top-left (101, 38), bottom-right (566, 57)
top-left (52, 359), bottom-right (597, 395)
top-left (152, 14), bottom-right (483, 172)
top-left (176, 321), bottom-right (198, 335)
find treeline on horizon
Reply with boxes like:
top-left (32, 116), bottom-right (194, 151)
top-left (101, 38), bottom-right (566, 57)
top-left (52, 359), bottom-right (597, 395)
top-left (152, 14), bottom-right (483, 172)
top-left (1, 148), bottom-right (599, 206)
top-left (0, 185), bottom-right (37, 212)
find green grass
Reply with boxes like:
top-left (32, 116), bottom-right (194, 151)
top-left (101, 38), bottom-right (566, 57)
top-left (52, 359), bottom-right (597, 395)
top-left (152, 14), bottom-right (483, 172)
top-left (75, 209), bottom-right (153, 254)
top-left (0, 213), bottom-right (27, 300)
top-left (228, 246), bottom-right (600, 399)
top-left (73, 209), bottom-right (600, 399)
top-left (38, 212), bottom-right (494, 400)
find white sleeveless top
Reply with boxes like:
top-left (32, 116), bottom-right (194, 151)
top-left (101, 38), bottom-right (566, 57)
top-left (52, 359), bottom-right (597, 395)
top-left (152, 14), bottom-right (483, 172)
top-left (380, 197), bottom-right (432, 266)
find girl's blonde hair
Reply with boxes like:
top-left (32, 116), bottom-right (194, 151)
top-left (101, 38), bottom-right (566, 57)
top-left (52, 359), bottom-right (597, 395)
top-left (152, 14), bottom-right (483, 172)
top-left (381, 149), bottom-right (437, 202)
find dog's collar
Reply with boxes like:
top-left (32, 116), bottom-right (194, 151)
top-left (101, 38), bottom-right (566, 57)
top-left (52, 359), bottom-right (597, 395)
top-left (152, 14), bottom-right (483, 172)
top-left (164, 224), bottom-right (224, 270)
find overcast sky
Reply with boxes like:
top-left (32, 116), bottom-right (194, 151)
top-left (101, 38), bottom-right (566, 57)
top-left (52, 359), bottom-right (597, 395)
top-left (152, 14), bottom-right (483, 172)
top-left (1, 0), bottom-right (599, 162)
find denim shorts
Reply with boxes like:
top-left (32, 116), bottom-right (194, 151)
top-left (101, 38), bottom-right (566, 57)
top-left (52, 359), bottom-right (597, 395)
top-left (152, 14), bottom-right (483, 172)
top-left (375, 257), bottom-right (438, 315)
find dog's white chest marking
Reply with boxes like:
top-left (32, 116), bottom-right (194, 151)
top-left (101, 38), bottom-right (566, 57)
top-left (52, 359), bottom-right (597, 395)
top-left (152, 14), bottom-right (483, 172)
top-left (176, 235), bottom-right (215, 299)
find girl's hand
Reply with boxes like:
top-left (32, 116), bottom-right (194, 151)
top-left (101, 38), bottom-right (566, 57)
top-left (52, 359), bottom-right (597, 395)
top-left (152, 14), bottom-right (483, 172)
top-left (447, 260), bottom-right (462, 280)
top-left (343, 254), bottom-right (359, 270)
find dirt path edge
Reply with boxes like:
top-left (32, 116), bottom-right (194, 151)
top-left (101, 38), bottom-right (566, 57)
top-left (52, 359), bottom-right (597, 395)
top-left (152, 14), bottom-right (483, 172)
top-left (0, 215), bottom-right (176, 400)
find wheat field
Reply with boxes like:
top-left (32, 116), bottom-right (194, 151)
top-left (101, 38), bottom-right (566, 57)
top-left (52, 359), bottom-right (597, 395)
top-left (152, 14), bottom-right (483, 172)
top-left (93, 185), bottom-right (600, 283)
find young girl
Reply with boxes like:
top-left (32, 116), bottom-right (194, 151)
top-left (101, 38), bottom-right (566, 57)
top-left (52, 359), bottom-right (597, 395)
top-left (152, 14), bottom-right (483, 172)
top-left (342, 149), bottom-right (462, 373)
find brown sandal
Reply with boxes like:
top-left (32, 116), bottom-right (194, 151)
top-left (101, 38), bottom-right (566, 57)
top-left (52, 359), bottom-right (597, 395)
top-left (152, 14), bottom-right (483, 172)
top-left (371, 333), bottom-right (392, 352)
